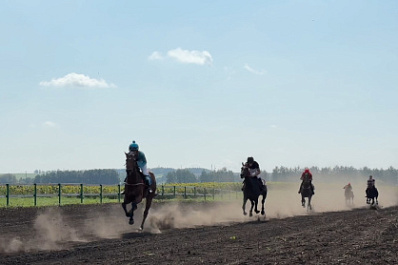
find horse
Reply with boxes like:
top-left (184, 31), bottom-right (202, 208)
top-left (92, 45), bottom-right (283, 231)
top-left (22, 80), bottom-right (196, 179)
top-left (299, 175), bottom-right (313, 210)
top-left (121, 152), bottom-right (157, 230)
top-left (366, 186), bottom-right (378, 206)
top-left (240, 164), bottom-right (267, 217)
top-left (344, 187), bottom-right (354, 206)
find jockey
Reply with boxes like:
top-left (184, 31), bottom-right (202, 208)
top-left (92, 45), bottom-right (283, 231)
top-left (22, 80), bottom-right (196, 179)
top-left (343, 182), bottom-right (352, 191)
top-left (298, 168), bottom-right (315, 195)
top-left (246, 157), bottom-right (265, 190)
top-left (127, 141), bottom-right (153, 193)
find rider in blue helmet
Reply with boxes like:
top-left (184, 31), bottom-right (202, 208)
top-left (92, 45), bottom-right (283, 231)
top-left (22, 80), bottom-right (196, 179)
top-left (126, 141), bottom-right (153, 193)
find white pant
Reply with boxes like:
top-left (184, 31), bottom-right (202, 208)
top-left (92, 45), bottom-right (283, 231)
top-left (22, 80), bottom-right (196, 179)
top-left (250, 169), bottom-right (260, 178)
top-left (140, 164), bottom-right (149, 176)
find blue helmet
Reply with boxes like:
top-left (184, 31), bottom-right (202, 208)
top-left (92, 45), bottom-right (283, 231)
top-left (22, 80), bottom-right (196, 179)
top-left (129, 141), bottom-right (139, 151)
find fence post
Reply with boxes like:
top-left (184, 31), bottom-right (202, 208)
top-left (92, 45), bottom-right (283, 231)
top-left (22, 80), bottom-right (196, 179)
top-left (34, 183), bottom-right (37, 206)
top-left (161, 185), bottom-right (164, 198)
top-left (6, 184), bottom-right (9, 206)
top-left (184, 187), bottom-right (187, 199)
top-left (213, 188), bottom-right (215, 200)
top-left (118, 184), bottom-right (121, 203)
top-left (194, 187), bottom-right (197, 198)
top-left (204, 188), bottom-right (206, 201)
top-left (80, 184), bottom-right (84, 203)
top-left (173, 186), bottom-right (176, 198)
top-left (100, 184), bottom-right (103, 204)
top-left (58, 183), bottom-right (62, 206)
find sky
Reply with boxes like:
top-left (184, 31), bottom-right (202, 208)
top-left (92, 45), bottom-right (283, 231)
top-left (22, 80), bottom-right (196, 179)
top-left (1, 0), bottom-right (398, 174)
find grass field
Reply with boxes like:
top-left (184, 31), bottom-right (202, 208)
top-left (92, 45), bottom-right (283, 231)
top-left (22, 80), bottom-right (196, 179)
top-left (0, 182), bottom-right (244, 207)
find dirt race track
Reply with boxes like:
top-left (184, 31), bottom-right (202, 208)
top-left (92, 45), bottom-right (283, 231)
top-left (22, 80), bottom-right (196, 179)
top-left (1, 182), bottom-right (398, 265)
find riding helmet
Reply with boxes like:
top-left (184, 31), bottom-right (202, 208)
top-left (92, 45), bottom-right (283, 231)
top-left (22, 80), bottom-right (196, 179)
top-left (129, 141), bottom-right (139, 151)
top-left (247, 157), bottom-right (254, 163)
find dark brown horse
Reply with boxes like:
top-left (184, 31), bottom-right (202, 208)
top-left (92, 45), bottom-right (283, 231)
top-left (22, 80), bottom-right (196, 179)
top-left (344, 186), bottom-right (354, 205)
top-left (240, 164), bottom-right (267, 217)
top-left (121, 152), bottom-right (157, 230)
top-left (299, 174), bottom-right (313, 210)
top-left (366, 186), bottom-right (378, 206)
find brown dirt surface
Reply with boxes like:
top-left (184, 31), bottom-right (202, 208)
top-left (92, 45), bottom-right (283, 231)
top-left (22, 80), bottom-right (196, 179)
top-left (1, 183), bottom-right (398, 264)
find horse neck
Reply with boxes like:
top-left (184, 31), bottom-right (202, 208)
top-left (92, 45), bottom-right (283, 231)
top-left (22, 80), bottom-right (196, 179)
top-left (126, 164), bottom-right (142, 183)
top-left (302, 178), bottom-right (311, 187)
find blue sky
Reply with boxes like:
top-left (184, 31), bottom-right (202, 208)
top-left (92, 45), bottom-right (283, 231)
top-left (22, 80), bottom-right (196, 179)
top-left (1, 0), bottom-right (397, 173)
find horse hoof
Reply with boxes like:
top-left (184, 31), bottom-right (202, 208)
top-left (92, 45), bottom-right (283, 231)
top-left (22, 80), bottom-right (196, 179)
top-left (255, 210), bottom-right (260, 214)
top-left (129, 219), bottom-right (134, 225)
top-left (261, 211), bottom-right (265, 215)
top-left (243, 212), bottom-right (247, 216)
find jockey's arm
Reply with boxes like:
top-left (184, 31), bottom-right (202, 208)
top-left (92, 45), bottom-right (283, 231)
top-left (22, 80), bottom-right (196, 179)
top-left (251, 168), bottom-right (260, 177)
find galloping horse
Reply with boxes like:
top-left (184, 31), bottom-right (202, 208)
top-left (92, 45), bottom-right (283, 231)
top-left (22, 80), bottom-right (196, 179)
top-left (344, 186), bottom-right (354, 205)
top-left (121, 152), bottom-right (157, 230)
top-left (299, 174), bottom-right (313, 210)
top-left (366, 186), bottom-right (378, 206)
top-left (240, 164), bottom-right (267, 217)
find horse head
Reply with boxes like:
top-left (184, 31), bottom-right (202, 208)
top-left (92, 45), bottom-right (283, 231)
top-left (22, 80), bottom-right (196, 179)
top-left (240, 163), bottom-right (250, 179)
top-left (125, 152), bottom-right (142, 183)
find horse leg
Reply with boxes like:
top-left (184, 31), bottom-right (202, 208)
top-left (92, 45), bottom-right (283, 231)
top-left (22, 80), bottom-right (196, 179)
top-left (129, 202), bottom-right (137, 225)
top-left (260, 194), bottom-right (266, 215)
top-left (122, 202), bottom-right (129, 217)
top-left (308, 196), bottom-right (312, 210)
top-left (242, 197), bottom-right (248, 216)
top-left (254, 198), bottom-right (260, 214)
top-left (301, 195), bottom-right (305, 207)
top-left (140, 197), bottom-right (152, 230)
top-left (249, 200), bottom-right (255, 217)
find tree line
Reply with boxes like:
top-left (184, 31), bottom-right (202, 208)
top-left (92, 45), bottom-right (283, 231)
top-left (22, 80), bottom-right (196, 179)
top-left (1, 166), bottom-right (397, 185)
top-left (270, 166), bottom-right (398, 185)
top-left (165, 168), bottom-right (239, 183)
top-left (0, 169), bottom-right (120, 184)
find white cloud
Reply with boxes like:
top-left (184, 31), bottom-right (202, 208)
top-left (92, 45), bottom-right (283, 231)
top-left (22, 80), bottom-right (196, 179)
top-left (39, 73), bottom-right (116, 89)
top-left (43, 121), bottom-right (57, 128)
top-left (167, 48), bottom-right (213, 65)
top-left (244, 64), bottom-right (266, 75)
top-left (148, 48), bottom-right (213, 65)
top-left (148, 51), bottom-right (164, 61)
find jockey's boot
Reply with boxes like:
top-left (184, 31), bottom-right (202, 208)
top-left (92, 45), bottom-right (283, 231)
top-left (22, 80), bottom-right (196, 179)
top-left (258, 178), bottom-right (264, 191)
top-left (145, 175), bottom-right (153, 193)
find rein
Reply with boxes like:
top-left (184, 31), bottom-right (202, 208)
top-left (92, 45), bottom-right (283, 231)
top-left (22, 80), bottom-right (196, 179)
top-left (124, 182), bottom-right (145, 186)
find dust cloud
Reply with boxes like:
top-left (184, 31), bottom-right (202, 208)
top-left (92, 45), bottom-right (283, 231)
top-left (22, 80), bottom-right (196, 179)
top-left (146, 181), bottom-right (398, 232)
top-left (0, 181), bottom-right (396, 254)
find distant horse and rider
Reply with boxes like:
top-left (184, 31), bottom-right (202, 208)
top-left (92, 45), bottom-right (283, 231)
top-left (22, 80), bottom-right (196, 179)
top-left (298, 168), bottom-right (314, 210)
top-left (343, 183), bottom-right (354, 205)
top-left (365, 175), bottom-right (378, 206)
top-left (240, 157), bottom-right (267, 217)
top-left (121, 141), bottom-right (157, 230)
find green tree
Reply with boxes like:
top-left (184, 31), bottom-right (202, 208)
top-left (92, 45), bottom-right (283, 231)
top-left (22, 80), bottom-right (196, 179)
top-left (0, 174), bottom-right (17, 184)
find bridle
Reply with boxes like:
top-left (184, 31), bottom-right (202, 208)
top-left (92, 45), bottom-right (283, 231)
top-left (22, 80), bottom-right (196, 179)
top-left (125, 155), bottom-right (145, 186)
